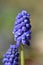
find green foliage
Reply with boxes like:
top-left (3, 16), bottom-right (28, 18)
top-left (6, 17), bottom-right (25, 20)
top-left (0, 8), bottom-right (17, 31)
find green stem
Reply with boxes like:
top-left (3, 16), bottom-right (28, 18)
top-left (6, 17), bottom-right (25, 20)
top-left (21, 45), bottom-right (24, 65)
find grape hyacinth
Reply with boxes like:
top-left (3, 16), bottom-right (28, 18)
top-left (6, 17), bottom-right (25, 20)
top-left (13, 10), bottom-right (32, 46)
top-left (2, 45), bottom-right (19, 65)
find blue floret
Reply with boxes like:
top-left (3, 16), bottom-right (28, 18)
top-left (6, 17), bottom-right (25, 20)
top-left (2, 45), bottom-right (19, 65)
top-left (13, 10), bottom-right (32, 46)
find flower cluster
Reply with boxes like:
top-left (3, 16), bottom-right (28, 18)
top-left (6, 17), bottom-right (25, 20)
top-left (13, 10), bottom-right (32, 46)
top-left (2, 45), bottom-right (19, 65)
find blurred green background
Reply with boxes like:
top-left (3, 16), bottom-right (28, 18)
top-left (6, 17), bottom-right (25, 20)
top-left (0, 0), bottom-right (43, 65)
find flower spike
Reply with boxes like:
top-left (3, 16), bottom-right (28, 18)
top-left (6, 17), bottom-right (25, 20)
top-left (13, 10), bottom-right (32, 46)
